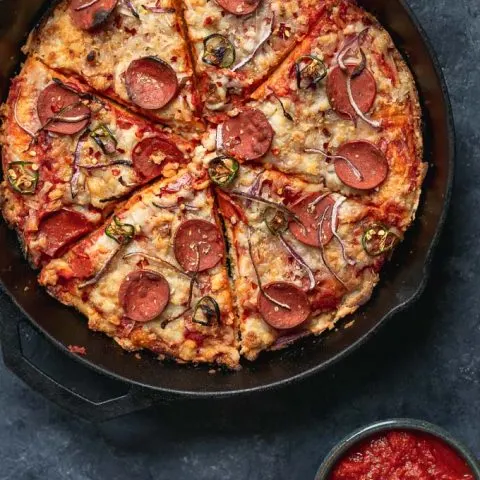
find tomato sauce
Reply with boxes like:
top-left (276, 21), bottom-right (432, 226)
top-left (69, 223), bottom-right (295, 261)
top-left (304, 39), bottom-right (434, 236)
top-left (329, 430), bottom-right (475, 480)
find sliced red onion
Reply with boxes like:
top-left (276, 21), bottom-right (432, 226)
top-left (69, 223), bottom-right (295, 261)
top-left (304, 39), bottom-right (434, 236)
top-left (270, 331), bottom-right (310, 350)
top-left (13, 91), bottom-right (36, 139)
top-left (152, 201), bottom-right (199, 211)
top-left (71, 129), bottom-right (90, 199)
top-left (337, 27), bottom-right (369, 71)
top-left (79, 248), bottom-right (120, 289)
top-left (306, 192), bottom-right (330, 214)
top-left (121, 0), bottom-right (140, 18)
top-left (305, 148), bottom-right (363, 181)
top-left (247, 227), bottom-right (291, 310)
top-left (74, 0), bottom-right (100, 11)
top-left (346, 76), bottom-right (381, 128)
top-left (77, 159), bottom-right (133, 170)
top-left (215, 124), bottom-right (224, 152)
top-left (142, 5), bottom-right (175, 13)
top-left (331, 196), bottom-right (356, 266)
top-left (318, 207), bottom-right (347, 288)
top-left (278, 234), bottom-right (316, 291)
top-left (232, 12), bottom-right (274, 72)
top-left (123, 251), bottom-right (192, 279)
top-left (246, 170), bottom-right (265, 208)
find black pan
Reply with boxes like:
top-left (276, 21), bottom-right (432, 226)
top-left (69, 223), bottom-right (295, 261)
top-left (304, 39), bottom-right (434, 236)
top-left (0, 0), bottom-right (454, 421)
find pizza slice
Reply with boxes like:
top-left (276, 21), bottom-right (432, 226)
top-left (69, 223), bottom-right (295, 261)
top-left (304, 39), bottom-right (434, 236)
top-left (207, 0), bottom-right (425, 220)
top-left (0, 57), bottom-right (194, 266)
top-left (181, 0), bottom-right (328, 119)
top-left (211, 163), bottom-right (408, 360)
top-left (28, 0), bottom-right (202, 132)
top-left (39, 168), bottom-right (240, 369)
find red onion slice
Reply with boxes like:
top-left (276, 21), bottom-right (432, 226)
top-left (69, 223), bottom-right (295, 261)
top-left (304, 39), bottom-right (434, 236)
top-left (75, 0), bottom-right (100, 11)
top-left (70, 129), bottom-right (91, 199)
top-left (318, 207), bottom-right (347, 288)
top-left (232, 13), bottom-right (274, 72)
top-left (346, 76), bottom-right (381, 128)
top-left (278, 234), bottom-right (316, 291)
top-left (337, 27), bottom-right (369, 71)
top-left (142, 5), bottom-right (175, 13)
top-left (123, 251), bottom-right (193, 279)
top-left (305, 148), bottom-right (364, 181)
top-left (79, 247), bottom-right (120, 289)
top-left (215, 124), bottom-right (224, 152)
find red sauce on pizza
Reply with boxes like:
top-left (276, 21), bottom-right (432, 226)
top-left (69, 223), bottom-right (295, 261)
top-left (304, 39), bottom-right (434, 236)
top-left (329, 430), bottom-right (475, 480)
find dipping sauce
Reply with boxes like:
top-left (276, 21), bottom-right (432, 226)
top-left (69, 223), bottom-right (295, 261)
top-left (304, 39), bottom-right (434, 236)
top-left (329, 430), bottom-right (475, 480)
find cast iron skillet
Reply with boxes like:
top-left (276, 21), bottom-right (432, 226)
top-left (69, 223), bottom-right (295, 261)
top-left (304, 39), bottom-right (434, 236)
top-left (0, 0), bottom-right (454, 421)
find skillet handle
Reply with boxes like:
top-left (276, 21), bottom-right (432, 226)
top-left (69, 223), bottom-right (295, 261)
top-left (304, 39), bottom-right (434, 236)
top-left (0, 315), bottom-right (168, 422)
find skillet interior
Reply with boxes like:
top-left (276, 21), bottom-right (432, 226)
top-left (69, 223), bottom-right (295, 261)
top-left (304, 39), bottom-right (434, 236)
top-left (0, 0), bottom-right (454, 397)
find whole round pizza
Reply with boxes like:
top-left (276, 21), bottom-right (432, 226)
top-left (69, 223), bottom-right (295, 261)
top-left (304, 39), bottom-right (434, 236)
top-left (0, 0), bottom-right (426, 370)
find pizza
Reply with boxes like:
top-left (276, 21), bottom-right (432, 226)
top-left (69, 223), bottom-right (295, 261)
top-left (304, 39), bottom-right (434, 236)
top-left (211, 164), bottom-right (407, 359)
top-left (0, 0), bottom-right (425, 369)
top-left (28, 0), bottom-right (203, 132)
top-left (0, 57), bottom-right (194, 267)
top-left (39, 167), bottom-right (240, 368)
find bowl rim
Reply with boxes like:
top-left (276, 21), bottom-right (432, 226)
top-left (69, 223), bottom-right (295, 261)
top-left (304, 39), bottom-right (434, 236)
top-left (314, 418), bottom-right (480, 480)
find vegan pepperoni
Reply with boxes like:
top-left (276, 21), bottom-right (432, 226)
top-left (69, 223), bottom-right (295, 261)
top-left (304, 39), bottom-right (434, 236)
top-left (125, 57), bottom-right (178, 110)
top-left (257, 282), bottom-right (311, 330)
top-left (39, 210), bottom-right (92, 258)
top-left (37, 83), bottom-right (90, 135)
top-left (221, 109), bottom-right (274, 161)
top-left (69, 0), bottom-right (118, 31)
top-left (288, 193), bottom-right (335, 247)
top-left (215, 0), bottom-right (260, 16)
top-left (173, 219), bottom-right (224, 273)
top-left (326, 64), bottom-right (376, 119)
top-left (132, 136), bottom-right (184, 180)
top-left (119, 270), bottom-right (170, 322)
top-left (335, 141), bottom-right (388, 190)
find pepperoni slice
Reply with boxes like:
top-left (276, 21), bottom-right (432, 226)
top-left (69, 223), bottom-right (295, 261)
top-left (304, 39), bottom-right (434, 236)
top-left (257, 282), bottom-right (311, 330)
top-left (37, 83), bottom-right (90, 135)
top-left (215, 0), bottom-right (260, 15)
top-left (288, 193), bottom-right (336, 247)
top-left (119, 270), bottom-right (170, 322)
top-left (173, 219), bottom-right (224, 273)
top-left (125, 57), bottom-right (178, 110)
top-left (335, 141), bottom-right (388, 190)
top-left (39, 210), bottom-right (92, 258)
top-left (222, 109), bottom-right (274, 161)
top-left (326, 64), bottom-right (376, 119)
top-left (69, 0), bottom-right (118, 31)
top-left (132, 137), bottom-right (184, 180)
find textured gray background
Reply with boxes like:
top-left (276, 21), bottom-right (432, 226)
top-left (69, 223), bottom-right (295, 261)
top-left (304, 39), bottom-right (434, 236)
top-left (0, 1), bottom-right (479, 479)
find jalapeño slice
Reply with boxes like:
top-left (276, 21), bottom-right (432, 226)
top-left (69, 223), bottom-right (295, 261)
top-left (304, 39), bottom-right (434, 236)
top-left (202, 34), bottom-right (236, 69)
top-left (295, 55), bottom-right (327, 89)
top-left (362, 223), bottom-right (400, 256)
top-left (105, 215), bottom-right (135, 245)
top-left (7, 161), bottom-right (39, 195)
top-left (208, 156), bottom-right (239, 187)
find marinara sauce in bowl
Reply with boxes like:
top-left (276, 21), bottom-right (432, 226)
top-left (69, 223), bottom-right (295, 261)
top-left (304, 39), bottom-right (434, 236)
top-left (315, 419), bottom-right (479, 480)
